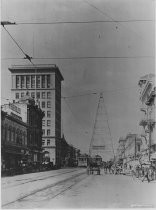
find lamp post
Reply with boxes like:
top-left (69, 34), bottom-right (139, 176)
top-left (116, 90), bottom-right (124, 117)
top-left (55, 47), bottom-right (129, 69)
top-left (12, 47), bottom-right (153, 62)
top-left (148, 106), bottom-right (152, 162)
top-left (148, 120), bottom-right (151, 162)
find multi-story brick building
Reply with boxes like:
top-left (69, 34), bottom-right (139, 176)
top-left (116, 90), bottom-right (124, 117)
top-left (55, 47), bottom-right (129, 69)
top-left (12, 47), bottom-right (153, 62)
top-left (1, 110), bottom-right (28, 170)
top-left (9, 64), bottom-right (64, 167)
top-left (1, 95), bottom-right (44, 171)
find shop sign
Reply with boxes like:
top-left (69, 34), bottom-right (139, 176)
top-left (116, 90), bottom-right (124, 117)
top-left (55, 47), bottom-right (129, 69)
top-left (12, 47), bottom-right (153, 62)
top-left (151, 152), bottom-right (156, 160)
top-left (9, 103), bottom-right (21, 114)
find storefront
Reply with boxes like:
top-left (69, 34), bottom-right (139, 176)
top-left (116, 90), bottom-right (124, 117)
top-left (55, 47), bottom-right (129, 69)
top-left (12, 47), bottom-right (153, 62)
top-left (2, 145), bottom-right (29, 170)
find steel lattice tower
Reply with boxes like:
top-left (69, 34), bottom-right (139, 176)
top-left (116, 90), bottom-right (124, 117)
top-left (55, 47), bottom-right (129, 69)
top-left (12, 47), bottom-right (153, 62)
top-left (89, 93), bottom-right (115, 161)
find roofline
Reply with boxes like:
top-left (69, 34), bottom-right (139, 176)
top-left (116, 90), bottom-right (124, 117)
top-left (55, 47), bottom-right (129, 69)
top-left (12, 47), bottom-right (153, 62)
top-left (8, 64), bottom-right (64, 81)
top-left (9, 64), bottom-right (57, 68)
top-left (1, 110), bottom-right (28, 127)
top-left (139, 73), bottom-right (155, 81)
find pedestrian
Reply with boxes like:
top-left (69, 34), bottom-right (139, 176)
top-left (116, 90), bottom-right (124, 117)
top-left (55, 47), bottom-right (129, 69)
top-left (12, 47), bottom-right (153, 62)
top-left (142, 167), bottom-right (150, 183)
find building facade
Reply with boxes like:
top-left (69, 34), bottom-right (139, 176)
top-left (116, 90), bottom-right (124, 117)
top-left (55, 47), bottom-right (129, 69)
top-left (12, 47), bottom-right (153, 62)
top-left (116, 137), bottom-right (126, 160)
top-left (1, 96), bottom-right (44, 170)
top-left (138, 74), bottom-right (156, 161)
top-left (60, 135), bottom-right (81, 167)
top-left (124, 133), bottom-right (142, 160)
top-left (1, 110), bottom-right (28, 170)
top-left (116, 133), bottom-right (142, 171)
top-left (9, 64), bottom-right (64, 167)
top-left (19, 95), bottom-right (44, 162)
top-left (60, 134), bottom-right (69, 167)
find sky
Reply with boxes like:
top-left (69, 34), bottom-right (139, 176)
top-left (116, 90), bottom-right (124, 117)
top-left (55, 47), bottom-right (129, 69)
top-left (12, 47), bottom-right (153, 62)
top-left (1, 0), bottom-right (155, 155)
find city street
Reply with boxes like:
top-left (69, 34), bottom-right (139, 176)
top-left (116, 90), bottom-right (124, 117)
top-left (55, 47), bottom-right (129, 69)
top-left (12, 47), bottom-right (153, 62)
top-left (2, 168), bottom-right (156, 209)
top-left (1, 1), bottom-right (156, 209)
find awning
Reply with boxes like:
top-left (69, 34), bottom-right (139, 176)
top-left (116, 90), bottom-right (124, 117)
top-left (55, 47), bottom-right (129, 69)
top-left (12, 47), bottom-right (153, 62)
top-left (5, 149), bottom-right (24, 155)
top-left (150, 152), bottom-right (156, 160)
top-left (140, 156), bottom-right (150, 165)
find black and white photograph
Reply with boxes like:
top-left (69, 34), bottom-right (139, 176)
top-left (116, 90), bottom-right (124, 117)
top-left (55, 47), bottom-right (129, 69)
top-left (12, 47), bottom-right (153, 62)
top-left (1, 0), bottom-right (156, 208)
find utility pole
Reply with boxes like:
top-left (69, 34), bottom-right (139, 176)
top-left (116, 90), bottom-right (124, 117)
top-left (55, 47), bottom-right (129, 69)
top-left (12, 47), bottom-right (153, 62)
top-left (148, 121), bottom-right (151, 162)
top-left (134, 135), bottom-right (136, 160)
top-left (148, 107), bottom-right (152, 162)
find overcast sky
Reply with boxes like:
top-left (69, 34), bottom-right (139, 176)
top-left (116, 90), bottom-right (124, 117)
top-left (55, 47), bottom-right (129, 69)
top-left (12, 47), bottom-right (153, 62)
top-left (1, 0), bottom-right (155, 155)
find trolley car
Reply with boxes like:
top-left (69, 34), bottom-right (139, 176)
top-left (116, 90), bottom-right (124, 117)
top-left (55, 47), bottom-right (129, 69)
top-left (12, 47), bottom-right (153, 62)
top-left (78, 154), bottom-right (88, 167)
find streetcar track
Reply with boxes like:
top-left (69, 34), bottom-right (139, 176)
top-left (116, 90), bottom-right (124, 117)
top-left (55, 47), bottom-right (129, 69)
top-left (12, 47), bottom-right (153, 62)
top-left (2, 171), bottom-right (87, 208)
top-left (43, 173), bottom-right (89, 201)
top-left (2, 169), bottom-right (81, 189)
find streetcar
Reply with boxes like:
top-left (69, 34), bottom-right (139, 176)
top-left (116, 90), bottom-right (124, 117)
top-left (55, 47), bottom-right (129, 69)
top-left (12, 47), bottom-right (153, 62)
top-left (77, 154), bottom-right (88, 167)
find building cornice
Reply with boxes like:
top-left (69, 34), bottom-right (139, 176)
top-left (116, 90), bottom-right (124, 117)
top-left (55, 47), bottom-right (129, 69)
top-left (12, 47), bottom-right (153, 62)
top-left (9, 64), bottom-right (64, 81)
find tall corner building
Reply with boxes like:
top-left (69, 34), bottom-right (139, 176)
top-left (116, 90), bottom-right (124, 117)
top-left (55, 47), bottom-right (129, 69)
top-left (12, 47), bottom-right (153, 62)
top-left (9, 64), bottom-right (64, 167)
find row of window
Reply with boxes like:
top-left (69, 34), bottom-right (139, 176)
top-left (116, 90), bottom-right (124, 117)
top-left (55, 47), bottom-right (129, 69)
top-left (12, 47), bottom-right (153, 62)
top-left (41, 101), bottom-right (51, 108)
top-left (42, 129), bottom-right (51, 136)
top-left (15, 91), bottom-right (51, 99)
top-left (42, 120), bottom-right (51, 126)
top-left (16, 75), bottom-right (51, 89)
top-left (42, 111), bottom-right (51, 118)
top-left (42, 139), bottom-right (51, 146)
top-left (2, 125), bottom-right (27, 146)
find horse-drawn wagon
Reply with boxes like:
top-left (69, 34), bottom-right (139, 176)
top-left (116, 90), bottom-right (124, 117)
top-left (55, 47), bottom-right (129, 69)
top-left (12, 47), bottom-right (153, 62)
top-left (87, 155), bottom-right (102, 175)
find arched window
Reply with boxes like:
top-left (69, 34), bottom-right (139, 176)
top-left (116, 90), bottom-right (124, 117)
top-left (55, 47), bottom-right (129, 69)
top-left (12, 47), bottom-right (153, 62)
top-left (16, 129), bottom-right (20, 144)
top-left (23, 132), bottom-right (25, 145)
top-left (30, 132), bottom-right (32, 145)
top-left (1, 125), bottom-right (4, 141)
top-left (14, 128), bottom-right (17, 142)
top-left (25, 133), bottom-right (27, 146)
top-left (8, 126), bottom-right (11, 141)
top-left (11, 127), bottom-right (14, 141)
top-left (19, 131), bottom-right (22, 145)
top-left (4, 124), bottom-right (8, 141)
top-left (32, 132), bottom-right (35, 145)
top-left (22, 132), bottom-right (25, 145)
top-left (13, 128), bottom-right (16, 142)
top-left (34, 132), bottom-right (38, 145)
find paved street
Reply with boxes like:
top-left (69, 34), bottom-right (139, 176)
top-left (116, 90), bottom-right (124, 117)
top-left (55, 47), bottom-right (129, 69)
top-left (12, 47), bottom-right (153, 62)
top-left (1, 168), bottom-right (86, 207)
top-left (2, 168), bottom-right (156, 209)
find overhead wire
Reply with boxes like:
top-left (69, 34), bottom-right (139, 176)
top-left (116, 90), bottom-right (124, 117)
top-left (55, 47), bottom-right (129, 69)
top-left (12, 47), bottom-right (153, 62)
top-left (1, 85), bottom-right (138, 104)
top-left (2, 26), bottom-right (33, 62)
top-left (2, 25), bottom-right (39, 102)
top-left (1, 55), bottom-right (154, 60)
top-left (62, 97), bottom-right (87, 133)
top-left (1, 19), bottom-right (154, 61)
top-left (62, 85), bottom-right (138, 99)
top-left (62, 92), bottom-right (97, 99)
top-left (16, 19), bottom-right (155, 25)
top-left (3, 26), bottom-right (27, 56)
top-left (83, 0), bottom-right (154, 46)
